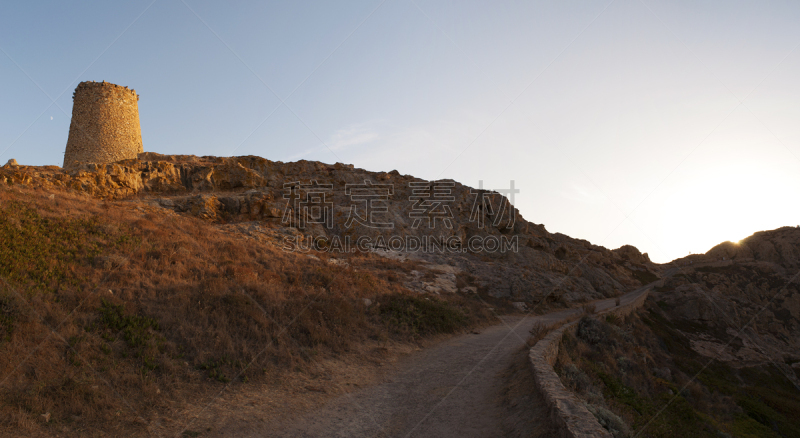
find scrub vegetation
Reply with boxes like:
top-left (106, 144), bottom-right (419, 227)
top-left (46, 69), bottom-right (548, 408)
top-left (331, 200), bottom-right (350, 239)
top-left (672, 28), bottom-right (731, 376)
top-left (0, 187), bottom-right (493, 436)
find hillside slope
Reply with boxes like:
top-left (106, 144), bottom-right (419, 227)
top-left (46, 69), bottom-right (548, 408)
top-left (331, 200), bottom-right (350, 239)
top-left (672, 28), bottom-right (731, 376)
top-left (5, 154), bottom-right (796, 437)
top-left (0, 154), bottom-right (657, 436)
top-left (556, 227), bottom-right (800, 437)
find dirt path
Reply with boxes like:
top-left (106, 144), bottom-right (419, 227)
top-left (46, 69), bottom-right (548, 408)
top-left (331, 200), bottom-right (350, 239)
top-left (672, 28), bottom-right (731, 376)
top-left (232, 288), bottom-right (648, 438)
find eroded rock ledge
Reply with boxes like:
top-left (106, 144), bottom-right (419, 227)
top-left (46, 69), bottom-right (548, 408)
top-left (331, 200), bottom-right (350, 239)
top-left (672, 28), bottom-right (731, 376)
top-left (0, 153), bottom-right (660, 304)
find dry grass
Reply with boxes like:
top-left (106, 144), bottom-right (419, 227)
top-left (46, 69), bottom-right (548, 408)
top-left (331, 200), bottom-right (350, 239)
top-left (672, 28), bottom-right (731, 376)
top-left (0, 186), bottom-right (494, 436)
top-left (527, 321), bottom-right (551, 346)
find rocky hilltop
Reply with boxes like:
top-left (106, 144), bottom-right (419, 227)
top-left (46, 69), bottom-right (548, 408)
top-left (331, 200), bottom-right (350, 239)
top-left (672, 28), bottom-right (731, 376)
top-left (553, 228), bottom-right (800, 437)
top-left (656, 227), bottom-right (800, 378)
top-left (1, 153), bottom-right (658, 304)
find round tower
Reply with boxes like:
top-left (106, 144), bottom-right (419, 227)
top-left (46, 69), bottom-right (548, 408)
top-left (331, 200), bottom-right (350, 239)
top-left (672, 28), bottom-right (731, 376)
top-left (63, 81), bottom-right (143, 169)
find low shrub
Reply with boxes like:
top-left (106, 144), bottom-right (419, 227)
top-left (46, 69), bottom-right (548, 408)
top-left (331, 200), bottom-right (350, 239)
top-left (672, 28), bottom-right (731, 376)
top-left (378, 294), bottom-right (468, 337)
top-left (528, 320), bottom-right (550, 345)
top-left (576, 316), bottom-right (615, 346)
top-left (562, 363), bottom-right (592, 393)
top-left (586, 403), bottom-right (631, 438)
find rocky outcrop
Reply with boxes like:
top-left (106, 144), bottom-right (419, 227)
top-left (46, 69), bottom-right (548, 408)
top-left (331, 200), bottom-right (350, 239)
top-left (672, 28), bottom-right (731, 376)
top-left (678, 226), bottom-right (800, 271)
top-left (0, 153), bottom-right (660, 304)
top-left (653, 227), bottom-right (800, 386)
top-left (612, 244), bottom-right (651, 264)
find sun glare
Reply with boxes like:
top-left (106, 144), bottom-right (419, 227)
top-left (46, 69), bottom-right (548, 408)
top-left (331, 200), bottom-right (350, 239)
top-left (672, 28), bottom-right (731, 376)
top-left (648, 157), bottom-right (798, 262)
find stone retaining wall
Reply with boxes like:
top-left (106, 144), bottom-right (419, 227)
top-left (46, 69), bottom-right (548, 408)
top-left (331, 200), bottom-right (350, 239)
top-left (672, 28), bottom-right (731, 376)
top-left (528, 289), bottom-right (650, 438)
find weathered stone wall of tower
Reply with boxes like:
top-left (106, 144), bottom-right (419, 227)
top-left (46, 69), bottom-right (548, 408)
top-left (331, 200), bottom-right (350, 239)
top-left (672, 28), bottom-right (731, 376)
top-left (63, 81), bottom-right (143, 169)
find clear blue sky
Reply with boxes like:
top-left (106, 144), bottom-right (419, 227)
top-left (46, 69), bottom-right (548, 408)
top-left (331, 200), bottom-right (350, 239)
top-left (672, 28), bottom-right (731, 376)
top-left (2, 0), bottom-right (800, 263)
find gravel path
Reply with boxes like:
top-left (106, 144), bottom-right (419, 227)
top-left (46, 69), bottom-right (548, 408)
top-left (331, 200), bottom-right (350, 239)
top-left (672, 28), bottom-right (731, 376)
top-left (258, 288), bottom-right (648, 438)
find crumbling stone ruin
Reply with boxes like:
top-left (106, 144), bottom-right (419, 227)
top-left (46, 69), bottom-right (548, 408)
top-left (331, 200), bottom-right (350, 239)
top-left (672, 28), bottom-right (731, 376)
top-left (63, 80), bottom-right (143, 169)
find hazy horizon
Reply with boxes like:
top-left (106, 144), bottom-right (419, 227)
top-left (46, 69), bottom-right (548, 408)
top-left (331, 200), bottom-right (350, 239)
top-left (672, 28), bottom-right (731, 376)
top-left (2, 0), bottom-right (800, 263)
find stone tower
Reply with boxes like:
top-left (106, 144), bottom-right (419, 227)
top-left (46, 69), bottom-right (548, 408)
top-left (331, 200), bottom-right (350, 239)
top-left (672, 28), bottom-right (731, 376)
top-left (63, 81), bottom-right (143, 169)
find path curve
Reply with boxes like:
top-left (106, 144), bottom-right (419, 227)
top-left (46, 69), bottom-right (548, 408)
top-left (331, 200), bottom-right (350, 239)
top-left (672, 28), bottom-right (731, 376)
top-left (261, 287), bottom-right (649, 438)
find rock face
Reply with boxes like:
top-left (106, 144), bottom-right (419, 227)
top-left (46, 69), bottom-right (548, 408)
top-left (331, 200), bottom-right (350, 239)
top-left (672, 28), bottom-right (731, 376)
top-left (653, 227), bottom-right (800, 384)
top-left (612, 244), bottom-right (651, 264)
top-left (703, 228), bottom-right (800, 271)
top-left (1, 152), bottom-right (659, 303)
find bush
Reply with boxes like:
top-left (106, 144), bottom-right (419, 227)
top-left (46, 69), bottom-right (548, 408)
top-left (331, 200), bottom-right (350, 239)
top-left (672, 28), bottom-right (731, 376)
top-left (529, 321), bottom-right (550, 345)
top-left (576, 317), bottom-right (615, 346)
top-left (378, 294), bottom-right (468, 337)
top-left (562, 363), bottom-right (592, 392)
top-left (586, 403), bottom-right (631, 437)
